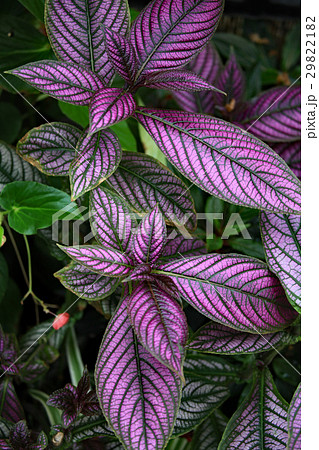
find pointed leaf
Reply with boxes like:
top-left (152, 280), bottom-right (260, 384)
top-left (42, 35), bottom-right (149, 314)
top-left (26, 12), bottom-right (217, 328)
top-left (144, 70), bottom-right (223, 93)
top-left (89, 88), bottom-right (136, 134)
top-left (70, 129), bottom-right (121, 199)
top-left (95, 297), bottom-right (182, 450)
top-left (58, 245), bottom-right (133, 277)
top-left (155, 254), bottom-right (297, 332)
top-left (0, 141), bottom-right (43, 190)
top-left (219, 368), bottom-right (288, 449)
top-left (128, 282), bottom-right (187, 375)
top-left (214, 51), bottom-right (245, 110)
top-left (190, 410), bottom-right (228, 450)
top-left (135, 108), bottom-right (301, 214)
top-left (287, 383), bottom-right (301, 449)
top-left (130, 0), bottom-right (224, 79)
top-left (10, 61), bottom-right (105, 105)
top-left (107, 151), bottom-right (196, 230)
top-left (133, 205), bottom-right (166, 264)
top-left (173, 354), bottom-right (238, 436)
top-left (272, 141), bottom-right (301, 179)
top-left (90, 186), bottom-right (135, 253)
top-left (161, 233), bottom-right (207, 261)
top-left (45, 0), bottom-right (130, 79)
top-left (260, 212), bottom-right (301, 312)
top-left (174, 43), bottom-right (222, 113)
top-left (72, 415), bottom-right (114, 442)
top-left (0, 379), bottom-right (24, 423)
top-left (237, 86), bottom-right (301, 142)
top-left (17, 122), bottom-right (81, 176)
top-left (102, 25), bottom-right (137, 82)
top-left (189, 321), bottom-right (297, 354)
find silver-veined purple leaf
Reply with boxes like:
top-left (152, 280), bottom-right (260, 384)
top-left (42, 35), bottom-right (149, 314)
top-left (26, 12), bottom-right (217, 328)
top-left (287, 383), bottom-right (301, 449)
top-left (58, 245), bottom-right (133, 277)
top-left (188, 321), bottom-right (297, 355)
top-left (173, 354), bottom-right (238, 436)
top-left (135, 108), bottom-right (301, 214)
top-left (0, 379), bottom-right (24, 423)
top-left (9, 61), bottom-right (105, 105)
top-left (72, 415), bottom-right (115, 443)
top-left (101, 25), bottom-right (137, 83)
top-left (133, 205), bottom-right (166, 264)
top-left (272, 141), bottom-right (301, 179)
top-left (143, 70), bottom-right (224, 93)
top-left (130, 0), bottom-right (224, 80)
top-left (45, 0), bottom-right (130, 80)
top-left (190, 409), bottom-right (228, 450)
top-left (89, 88), bottom-right (136, 134)
top-left (219, 368), bottom-right (288, 449)
top-left (90, 186), bottom-right (135, 253)
top-left (107, 151), bottom-right (196, 230)
top-left (173, 43), bottom-right (222, 113)
top-left (214, 51), bottom-right (245, 109)
top-left (161, 233), bottom-right (207, 261)
top-left (54, 262), bottom-right (119, 300)
top-left (155, 254), bottom-right (298, 333)
top-left (95, 297), bottom-right (182, 450)
top-left (17, 122), bottom-right (81, 177)
top-left (0, 141), bottom-right (43, 190)
top-left (260, 212), bottom-right (301, 312)
top-left (127, 282), bottom-right (187, 375)
top-left (69, 129), bottom-right (121, 199)
top-left (237, 85), bottom-right (301, 142)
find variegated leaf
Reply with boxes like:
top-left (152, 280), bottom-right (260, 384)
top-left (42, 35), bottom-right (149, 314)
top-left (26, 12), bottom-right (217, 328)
top-left (214, 51), bottom-right (245, 110)
top-left (90, 186), bottom-right (135, 253)
top-left (272, 141), bottom-right (301, 179)
top-left (130, 0), bottom-right (224, 80)
top-left (219, 368), bottom-right (289, 449)
top-left (10, 61), bottom-right (105, 105)
top-left (72, 415), bottom-right (115, 442)
top-left (260, 212), bottom-right (301, 312)
top-left (0, 379), bottom-right (24, 423)
top-left (143, 70), bottom-right (224, 93)
top-left (106, 151), bottom-right (196, 231)
top-left (89, 88), bottom-right (136, 134)
top-left (161, 232), bottom-right (207, 261)
top-left (155, 254), bottom-right (298, 333)
top-left (58, 245), bottom-right (133, 277)
top-left (70, 129), bottom-right (121, 199)
top-left (54, 262), bottom-right (119, 300)
top-left (95, 297), bottom-right (182, 450)
top-left (190, 410), bottom-right (228, 450)
top-left (127, 282), bottom-right (187, 375)
top-left (45, 0), bottom-right (130, 80)
top-left (189, 321), bottom-right (297, 354)
top-left (17, 123), bottom-right (81, 176)
top-left (135, 108), bottom-right (301, 214)
top-left (287, 383), bottom-right (301, 449)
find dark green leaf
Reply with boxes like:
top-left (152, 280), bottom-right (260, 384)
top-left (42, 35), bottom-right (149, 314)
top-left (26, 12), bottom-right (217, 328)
top-left (58, 102), bottom-right (89, 128)
top-left (0, 103), bottom-right (22, 144)
top-left (282, 23), bottom-right (301, 71)
top-left (190, 410), bottom-right (227, 450)
top-left (0, 252), bottom-right (8, 304)
top-left (71, 415), bottom-right (115, 442)
top-left (228, 238), bottom-right (265, 259)
top-left (17, 0), bottom-right (45, 21)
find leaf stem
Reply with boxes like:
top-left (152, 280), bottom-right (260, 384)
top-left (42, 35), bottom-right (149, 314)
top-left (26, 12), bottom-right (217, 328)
top-left (3, 218), bottom-right (29, 287)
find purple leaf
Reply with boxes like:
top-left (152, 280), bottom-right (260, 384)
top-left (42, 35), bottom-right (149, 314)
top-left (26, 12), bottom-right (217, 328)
top-left (17, 122), bottom-right (81, 176)
top-left (135, 108), bottom-right (301, 214)
top-left (101, 25), bottom-right (137, 83)
top-left (9, 421), bottom-right (32, 449)
top-left (236, 85), bottom-right (301, 142)
top-left (155, 254), bottom-right (298, 332)
top-left (133, 205), bottom-right (166, 264)
top-left (130, 0), bottom-right (224, 79)
top-left (55, 262), bottom-right (119, 300)
top-left (219, 368), bottom-right (288, 449)
top-left (58, 245), bottom-right (133, 277)
top-left (10, 61), bottom-right (105, 105)
top-left (260, 212), bottom-right (301, 312)
top-left (95, 297), bottom-right (182, 449)
top-left (214, 51), bottom-right (245, 111)
top-left (272, 141), bottom-right (301, 179)
top-left (0, 379), bottom-right (24, 423)
top-left (143, 70), bottom-right (224, 93)
top-left (90, 186), bottom-right (135, 253)
top-left (288, 383), bottom-right (301, 449)
top-left (107, 151), bottom-right (196, 230)
top-left (0, 327), bottom-right (19, 375)
top-left (174, 43), bottom-right (222, 113)
top-left (69, 129), bottom-right (122, 199)
top-left (45, 0), bottom-right (130, 80)
top-left (127, 282), bottom-right (187, 375)
top-left (189, 321), bottom-right (297, 354)
top-left (89, 88), bottom-right (136, 134)
top-left (161, 232), bottom-right (207, 261)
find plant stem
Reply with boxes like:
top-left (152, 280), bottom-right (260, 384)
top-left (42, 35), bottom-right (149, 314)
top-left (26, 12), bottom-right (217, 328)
top-left (3, 218), bottom-right (29, 287)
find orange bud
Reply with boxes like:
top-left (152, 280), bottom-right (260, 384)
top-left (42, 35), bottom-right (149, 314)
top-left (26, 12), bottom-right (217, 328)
top-left (53, 312), bottom-right (70, 330)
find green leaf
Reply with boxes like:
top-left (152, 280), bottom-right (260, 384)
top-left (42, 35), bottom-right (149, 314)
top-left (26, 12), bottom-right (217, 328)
top-left (28, 389), bottom-right (61, 426)
top-left (71, 415), bottom-right (115, 442)
top-left (110, 121), bottom-right (137, 152)
top-left (282, 23), bottom-right (301, 71)
top-left (213, 33), bottom-right (259, 69)
top-left (228, 238), bottom-right (265, 260)
top-left (190, 410), bottom-right (228, 450)
top-left (65, 326), bottom-right (84, 386)
top-left (0, 252), bottom-right (8, 304)
top-left (17, 0), bottom-right (45, 21)
top-left (0, 278), bottom-right (22, 332)
top-left (0, 181), bottom-right (82, 235)
top-left (58, 102), bottom-right (89, 128)
top-left (0, 103), bottom-right (22, 144)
